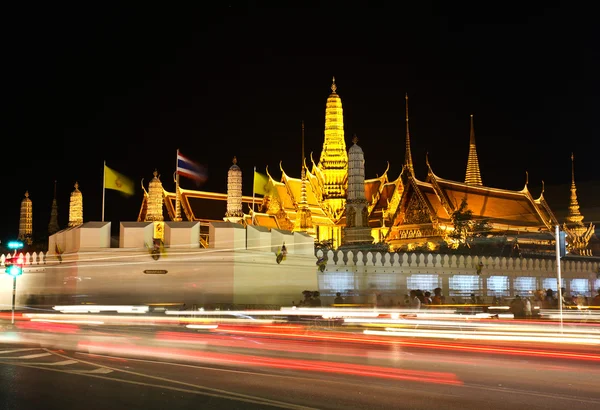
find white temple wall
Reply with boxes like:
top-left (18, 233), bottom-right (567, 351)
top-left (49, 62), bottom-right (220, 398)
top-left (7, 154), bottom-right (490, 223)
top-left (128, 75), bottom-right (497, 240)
top-left (316, 250), bottom-right (600, 305)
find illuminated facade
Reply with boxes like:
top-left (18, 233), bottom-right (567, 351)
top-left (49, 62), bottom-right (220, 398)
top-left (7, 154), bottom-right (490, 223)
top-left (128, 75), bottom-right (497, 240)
top-left (18, 191), bottom-right (33, 245)
top-left (135, 79), bottom-right (594, 255)
top-left (68, 182), bottom-right (83, 227)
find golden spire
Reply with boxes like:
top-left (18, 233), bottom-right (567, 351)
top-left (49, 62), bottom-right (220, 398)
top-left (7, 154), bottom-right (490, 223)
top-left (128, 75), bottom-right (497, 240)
top-left (316, 76), bottom-right (347, 215)
top-left (232, 156), bottom-right (237, 165)
top-left (404, 93), bottom-right (414, 174)
top-left (48, 180), bottom-right (60, 235)
top-left (296, 119), bottom-right (313, 232)
top-left (465, 114), bottom-right (483, 185)
top-left (565, 152), bottom-right (584, 226)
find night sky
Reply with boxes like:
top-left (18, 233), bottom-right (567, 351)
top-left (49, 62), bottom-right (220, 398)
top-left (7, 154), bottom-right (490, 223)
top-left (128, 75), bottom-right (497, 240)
top-left (3, 2), bottom-right (599, 245)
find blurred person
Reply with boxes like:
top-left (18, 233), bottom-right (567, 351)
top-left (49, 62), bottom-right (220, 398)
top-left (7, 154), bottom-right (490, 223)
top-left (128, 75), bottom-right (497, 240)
top-left (300, 290), bottom-right (313, 306)
top-left (410, 290), bottom-right (421, 310)
top-left (311, 291), bottom-right (322, 307)
top-left (334, 292), bottom-right (344, 305)
top-left (423, 291), bottom-right (432, 305)
top-left (523, 297), bottom-right (532, 319)
top-left (510, 295), bottom-right (525, 318)
top-left (432, 287), bottom-right (445, 305)
top-left (591, 289), bottom-right (600, 307)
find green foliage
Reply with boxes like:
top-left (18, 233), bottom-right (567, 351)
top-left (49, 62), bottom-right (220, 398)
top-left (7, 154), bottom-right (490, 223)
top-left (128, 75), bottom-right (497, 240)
top-left (449, 197), bottom-right (473, 244)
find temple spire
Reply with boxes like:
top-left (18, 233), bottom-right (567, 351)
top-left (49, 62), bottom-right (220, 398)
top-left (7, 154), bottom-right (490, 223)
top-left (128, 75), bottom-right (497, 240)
top-left (48, 180), bottom-right (60, 235)
top-left (465, 114), bottom-right (483, 185)
top-left (315, 76), bottom-right (348, 220)
top-left (565, 152), bottom-right (584, 226)
top-left (404, 93), bottom-right (414, 174)
top-left (296, 120), bottom-right (313, 232)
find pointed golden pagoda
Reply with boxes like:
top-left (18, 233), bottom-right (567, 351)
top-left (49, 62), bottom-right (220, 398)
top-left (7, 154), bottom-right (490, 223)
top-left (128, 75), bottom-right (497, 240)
top-left (224, 156), bottom-right (243, 223)
top-left (465, 114), bottom-right (483, 185)
top-left (295, 121), bottom-right (313, 233)
top-left (68, 182), bottom-right (83, 227)
top-left (18, 191), bottom-right (33, 245)
top-left (48, 180), bottom-right (60, 234)
top-left (313, 76), bottom-right (348, 220)
top-left (563, 153), bottom-right (594, 256)
top-left (145, 170), bottom-right (164, 222)
top-left (404, 93), bottom-right (414, 174)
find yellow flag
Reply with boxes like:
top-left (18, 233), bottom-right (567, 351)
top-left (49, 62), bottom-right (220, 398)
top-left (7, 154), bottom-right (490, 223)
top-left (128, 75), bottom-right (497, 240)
top-left (105, 164), bottom-right (134, 196)
top-left (253, 171), bottom-right (271, 195)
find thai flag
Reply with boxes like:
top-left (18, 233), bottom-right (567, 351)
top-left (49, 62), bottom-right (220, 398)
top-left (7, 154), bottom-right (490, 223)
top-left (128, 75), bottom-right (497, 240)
top-left (176, 151), bottom-right (208, 183)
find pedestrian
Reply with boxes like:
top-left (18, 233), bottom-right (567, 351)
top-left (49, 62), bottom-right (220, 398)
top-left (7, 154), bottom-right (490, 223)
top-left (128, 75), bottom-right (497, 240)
top-left (432, 287), bottom-right (445, 305)
top-left (334, 292), bottom-right (344, 305)
top-left (523, 297), bottom-right (532, 319)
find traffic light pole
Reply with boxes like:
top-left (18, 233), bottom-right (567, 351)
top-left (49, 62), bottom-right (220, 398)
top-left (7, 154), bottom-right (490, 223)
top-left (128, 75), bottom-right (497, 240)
top-left (11, 276), bottom-right (17, 324)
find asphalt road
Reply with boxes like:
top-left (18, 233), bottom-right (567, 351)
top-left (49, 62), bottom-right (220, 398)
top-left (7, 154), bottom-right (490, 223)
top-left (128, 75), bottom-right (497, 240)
top-left (1, 325), bottom-right (599, 410)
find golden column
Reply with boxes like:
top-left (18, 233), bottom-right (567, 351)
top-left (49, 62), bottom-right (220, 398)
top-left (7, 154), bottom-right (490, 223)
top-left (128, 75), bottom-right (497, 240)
top-left (316, 77), bottom-right (347, 219)
top-left (18, 191), bottom-right (33, 245)
top-left (68, 182), bottom-right (83, 227)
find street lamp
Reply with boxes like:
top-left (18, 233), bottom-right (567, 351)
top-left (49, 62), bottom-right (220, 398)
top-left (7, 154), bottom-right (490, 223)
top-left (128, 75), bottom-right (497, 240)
top-left (5, 240), bottom-right (24, 324)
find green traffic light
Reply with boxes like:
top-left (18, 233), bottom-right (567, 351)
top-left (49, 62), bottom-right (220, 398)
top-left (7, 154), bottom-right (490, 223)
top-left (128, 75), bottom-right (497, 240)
top-left (7, 241), bottom-right (24, 250)
top-left (6, 265), bottom-right (23, 276)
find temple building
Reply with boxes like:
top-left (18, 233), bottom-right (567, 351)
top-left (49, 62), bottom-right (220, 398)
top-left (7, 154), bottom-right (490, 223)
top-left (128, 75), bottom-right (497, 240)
top-left (68, 182), bottom-right (83, 227)
top-left (18, 191), bottom-right (33, 245)
top-left (135, 78), bottom-right (596, 256)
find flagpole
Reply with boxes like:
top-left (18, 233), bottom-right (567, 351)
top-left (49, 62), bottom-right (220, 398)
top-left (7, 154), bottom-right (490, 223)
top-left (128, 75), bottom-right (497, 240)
top-left (175, 148), bottom-right (181, 221)
top-left (102, 160), bottom-right (106, 222)
top-left (252, 166), bottom-right (256, 225)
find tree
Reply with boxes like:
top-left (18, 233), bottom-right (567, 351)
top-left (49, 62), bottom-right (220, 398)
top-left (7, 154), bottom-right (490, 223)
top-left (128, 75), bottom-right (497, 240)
top-left (449, 197), bottom-right (473, 245)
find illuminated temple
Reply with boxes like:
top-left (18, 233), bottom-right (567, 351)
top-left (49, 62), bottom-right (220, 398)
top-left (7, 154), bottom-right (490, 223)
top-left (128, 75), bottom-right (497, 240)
top-left (136, 79), bottom-right (596, 255)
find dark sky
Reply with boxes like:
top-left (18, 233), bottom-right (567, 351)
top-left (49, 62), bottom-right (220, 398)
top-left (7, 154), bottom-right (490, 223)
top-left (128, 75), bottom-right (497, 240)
top-left (2, 2), bottom-right (599, 244)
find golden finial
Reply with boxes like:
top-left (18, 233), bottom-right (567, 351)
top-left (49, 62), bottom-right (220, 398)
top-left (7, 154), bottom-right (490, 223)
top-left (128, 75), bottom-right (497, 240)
top-left (74, 181), bottom-right (79, 190)
top-left (25, 190), bottom-right (29, 198)
top-left (525, 171), bottom-right (529, 185)
top-left (426, 151), bottom-right (430, 166)
top-left (541, 180), bottom-right (545, 194)
top-left (331, 76), bottom-right (337, 93)
top-left (232, 156), bottom-right (237, 165)
top-left (153, 169), bottom-right (158, 178)
top-left (352, 134), bottom-right (358, 144)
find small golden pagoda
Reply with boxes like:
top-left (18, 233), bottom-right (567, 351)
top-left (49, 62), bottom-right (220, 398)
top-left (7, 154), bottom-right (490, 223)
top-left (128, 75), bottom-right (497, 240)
top-left (18, 191), bottom-right (33, 245)
top-left (142, 170), bottom-right (165, 240)
top-left (224, 156), bottom-right (243, 223)
top-left (68, 182), bottom-right (83, 227)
